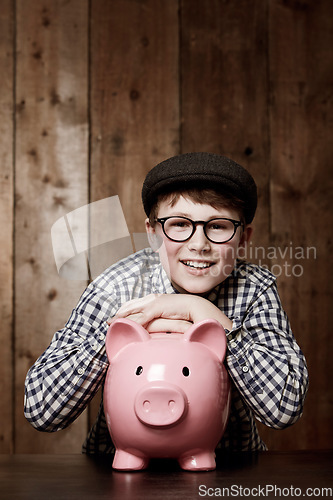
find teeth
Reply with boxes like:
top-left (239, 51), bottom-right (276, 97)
top-left (183, 261), bottom-right (213, 269)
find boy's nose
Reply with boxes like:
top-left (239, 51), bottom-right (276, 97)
top-left (187, 225), bottom-right (211, 252)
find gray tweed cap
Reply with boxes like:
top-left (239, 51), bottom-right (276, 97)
top-left (142, 152), bottom-right (257, 223)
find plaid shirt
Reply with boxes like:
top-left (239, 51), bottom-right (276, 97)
top-left (24, 248), bottom-right (308, 453)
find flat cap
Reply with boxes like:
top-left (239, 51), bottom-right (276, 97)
top-left (142, 152), bottom-right (257, 223)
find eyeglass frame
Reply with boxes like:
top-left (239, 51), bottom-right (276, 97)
top-left (155, 216), bottom-right (244, 244)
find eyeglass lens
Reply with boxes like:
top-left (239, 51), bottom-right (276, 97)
top-left (162, 217), bottom-right (237, 243)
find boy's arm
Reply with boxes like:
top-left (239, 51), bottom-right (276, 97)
top-left (108, 293), bottom-right (233, 332)
top-left (225, 282), bottom-right (308, 429)
top-left (111, 289), bottom-right (308, 430)
top-left (24, 284), bottom-right (114, 432)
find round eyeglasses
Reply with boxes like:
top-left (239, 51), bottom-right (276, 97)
top-left (155, 216), bottom-right (243, 244)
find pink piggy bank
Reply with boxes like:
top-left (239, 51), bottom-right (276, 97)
top-left (104, 318), bottom-right (230, 471)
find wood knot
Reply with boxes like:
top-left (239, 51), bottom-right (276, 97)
top-left (130, 89), bottom-right (140, 100)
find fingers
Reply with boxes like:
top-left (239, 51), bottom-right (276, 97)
top-left (106, 293), bottom-right (232, 333)
top-left (113, 294), bottom-right (159, 318)
top-left (107, 312), bottom-right (145, 326)
top-left (107, 312), bottom-right (192, 334)
top-left (146, 318), bottom-right (193, 334)
top-left (106, 296), bottom-right (154, 325)
top-left (107, 294), bottom-right (193, 328)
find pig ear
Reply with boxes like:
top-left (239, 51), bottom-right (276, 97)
top-left (105, 318), bottom-right (150, 362)
top-left (184, 319), bottom-right (227, 362)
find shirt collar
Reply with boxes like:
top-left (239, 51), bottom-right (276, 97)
top-left (151, 261), bottom-right (178, 295)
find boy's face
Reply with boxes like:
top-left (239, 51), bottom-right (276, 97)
top-left (146, 195), bottom-right (252, 295)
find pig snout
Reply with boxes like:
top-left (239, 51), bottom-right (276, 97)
top-left (134, 384), bottom-right (187, 427)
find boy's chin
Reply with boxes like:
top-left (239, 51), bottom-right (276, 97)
top-left (171, 279), bottom-right (219, 296)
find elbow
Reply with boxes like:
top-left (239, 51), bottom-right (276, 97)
top-left (261, 379), bottom-right (309, 430)
top-left (25, 417), bottom-right (56, 433)
top-left (24, 403), bottom-right (59, 433)
top-left (24, 408), bottom-right (68, 433)
top-left (266, 406), bottom-right (305, 430)
top-left (24, 370), bottom-right (71, 432)
top-left (24, 393), bottom-right (66, 433)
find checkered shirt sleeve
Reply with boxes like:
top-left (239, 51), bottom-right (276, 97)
top-left (24, 249), bottom-right (161, 431)
top-left (221, 263), bottom-right (308, 430)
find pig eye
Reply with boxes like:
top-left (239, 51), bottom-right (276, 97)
top-left (182, 366), bottom-right (190, 377)
top-left (136, 366), bottom-right (143, 376)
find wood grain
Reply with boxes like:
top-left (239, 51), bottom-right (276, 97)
top-left (14, 0), bottom-right (89, 452)
top-left (266, 0), bottom-right (333, 450)
top-left (90, 0), bottom-right (180, 234)
top-left (1, 451), bottom-right (332, 499)
top-left (0, 0), bottom-right (14, 453)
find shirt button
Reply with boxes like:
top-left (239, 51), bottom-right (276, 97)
top-left (99, 333), bottom-right (105, 341)
top-left (242, 365), bottom-right (249, 373)
top-left (78, 368), bottom-right (84, 375)
top-left (229, 342), bottom-right (237, 349)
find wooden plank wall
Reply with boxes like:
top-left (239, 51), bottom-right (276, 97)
top-left (0, 0), bottom-right (14, 454)
top-left (0, 0), bottom-right (332, 453)
top-left (14, 0), bottom-right (89, 453)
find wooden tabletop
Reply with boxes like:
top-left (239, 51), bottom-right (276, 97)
top-left (1, 450), bottom-right (332, 499)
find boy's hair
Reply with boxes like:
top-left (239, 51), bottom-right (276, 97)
top-left (148, 187), bottom-right (246, 226)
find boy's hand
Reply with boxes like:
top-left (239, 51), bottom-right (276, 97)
top-left (117, 313), bottom-right (192, 334)
top-left (107, 294), bottom-right (232, 333)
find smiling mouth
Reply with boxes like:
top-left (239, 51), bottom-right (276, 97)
top-left (181, 260), bottom-right (214, 270)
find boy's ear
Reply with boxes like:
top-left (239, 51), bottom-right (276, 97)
top-left (145, 218), bottom-right (163, 251)
top-left (239, 225), bottom-right (253, 247)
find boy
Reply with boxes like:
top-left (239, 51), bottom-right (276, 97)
top-left (24, 152), bottom-right (308, 453)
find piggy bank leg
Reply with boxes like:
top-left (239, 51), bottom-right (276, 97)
top-left (112, 450), bottom-right (149, 471)
top-left (178, 451), bottom-right (216, 471)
